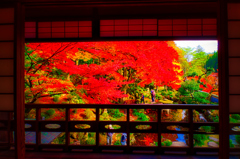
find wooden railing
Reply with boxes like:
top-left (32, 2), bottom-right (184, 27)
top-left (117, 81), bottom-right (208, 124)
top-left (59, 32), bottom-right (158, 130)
top-left (20, 104), bottom-right (221, 154)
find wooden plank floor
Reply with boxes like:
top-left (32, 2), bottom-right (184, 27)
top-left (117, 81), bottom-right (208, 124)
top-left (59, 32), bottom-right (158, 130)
top-left (0, 150), bottom-right (239, 159)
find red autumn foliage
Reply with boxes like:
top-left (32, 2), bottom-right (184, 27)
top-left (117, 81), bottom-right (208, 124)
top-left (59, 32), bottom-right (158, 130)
top-left (25, 41), bottom-right (183, 104)
top-left (143, 136), bottom-right (154, 146)
top-left (161, 133), bottom-right (178, 142)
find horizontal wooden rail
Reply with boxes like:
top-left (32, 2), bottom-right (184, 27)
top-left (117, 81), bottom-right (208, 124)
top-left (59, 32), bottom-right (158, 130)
top-left (12, 104), bottom-right (221, 154)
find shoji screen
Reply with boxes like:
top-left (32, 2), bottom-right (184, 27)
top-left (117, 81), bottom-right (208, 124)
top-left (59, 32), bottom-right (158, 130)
top-left (228, 3), bottom-right (240, 113)
top-left (0, 7), bottom-right (15, 153)
top-left (0, 8), bottom-right (15, 111)
top-left (228, 3), bottom-right (240, 155)
top-left (100, 18), bottom-right (217, 37)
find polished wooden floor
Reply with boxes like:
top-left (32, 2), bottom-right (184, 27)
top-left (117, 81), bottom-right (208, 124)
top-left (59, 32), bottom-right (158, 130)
top-left (0, 150), bottom-right (239, 159)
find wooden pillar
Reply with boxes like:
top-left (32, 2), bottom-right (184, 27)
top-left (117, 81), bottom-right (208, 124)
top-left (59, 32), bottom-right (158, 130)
top-left (218, 0), bottom-right (229, 159)
top-left (0, 2), bottom-right (25, 159)
top-left (15, 2), bottom-right (25, 159)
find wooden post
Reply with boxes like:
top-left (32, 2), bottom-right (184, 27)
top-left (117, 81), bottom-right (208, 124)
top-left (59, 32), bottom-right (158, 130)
top-left (15, 2), bottom-right (25, 159)
top-left (218, 0), bottom-right (229, 159)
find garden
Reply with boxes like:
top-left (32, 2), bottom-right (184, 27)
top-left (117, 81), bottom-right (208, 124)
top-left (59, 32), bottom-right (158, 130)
top-left (99, 132), bottom-right (127, 146)
top-left (230, 135), bottom-right (240, 148)
top-left (193, 109), bottom-right (219, 122)
top-left (25, 41), bottom-right (218, 106)
top-left (69, 132), bottom-right (96, 145)
top-left (23, 41), bottom-right (219, 147)
top-left (130, 133), bottom-right (158, 146)
top-left (161, 133), bottom-right (189, 147)
top-left (193, 134), bottom-right (219, 147)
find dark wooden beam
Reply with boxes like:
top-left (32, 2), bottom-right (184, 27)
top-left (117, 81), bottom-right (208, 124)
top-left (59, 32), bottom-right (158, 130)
top-left (218, 0), bottom-right (229, 159)
top-left (15, 2), bottom-right (25, 159)
top-left (0, 0), bottom-right (218, 4)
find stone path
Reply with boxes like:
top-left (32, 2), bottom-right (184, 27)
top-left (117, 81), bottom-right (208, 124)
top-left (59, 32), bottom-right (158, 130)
top-left (208, 141), bottom-right (219, 147)
top-left (209, 137), bottom-right (219, 142)
top-left (171, 141), bottom-right (187, 147)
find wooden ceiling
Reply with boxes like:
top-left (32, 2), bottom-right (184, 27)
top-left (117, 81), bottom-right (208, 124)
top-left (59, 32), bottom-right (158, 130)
top-left (23, 1), bottom-right (218, 21)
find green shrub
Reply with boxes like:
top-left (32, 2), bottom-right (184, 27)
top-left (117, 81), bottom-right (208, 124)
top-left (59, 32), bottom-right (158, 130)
top-left (85, 109), bottom-right (94, 119)
top-left (161, 142), bottom-right (165, 146)
top-left (200, 126), bottom-right (213, 133)
top-left (46, 109), bottom-right (55, 116)
top-left (112, 109), bottom-right (124, 118)
top-left (132, 109), bottom-right (149, 121)
top-left (114, 140), bottom-right (121, 145)
top-left (212, 116), bottom-right (219, 122)
top-left (155, 93), bottom-right (162, 100)
top-left (86, 138), bottom-right (95, 145)
top-left (229, 139), bottom-right (234, 148)
top-left (53, 95), bottom-right (60, 102)
top-left (236, 135), bottom-right (240, 144)
top-left (193, 134), bottom-right (209, 147)
top-left (137, 113), bottom-right (149, 121)
top-left (231, 114), bottom-right (240, 120)
top-left (100, 112), bottom-right (109, 121)
top-left (193, 92), bottom-right (210, 104)
top-left (88, 132), bottom-right (95, 138)
top-left (165, 139), bottom-right (172, 146)
top-left (230, 117), bottom-right (239, 123)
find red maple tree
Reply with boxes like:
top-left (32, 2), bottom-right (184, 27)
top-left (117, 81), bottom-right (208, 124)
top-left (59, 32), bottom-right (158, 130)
top-left (25, 41), bottom-right (183, 104)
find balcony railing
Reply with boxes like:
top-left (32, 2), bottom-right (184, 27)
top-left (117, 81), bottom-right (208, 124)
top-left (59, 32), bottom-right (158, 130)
top-left (21, 104), bottom-right (221, 154)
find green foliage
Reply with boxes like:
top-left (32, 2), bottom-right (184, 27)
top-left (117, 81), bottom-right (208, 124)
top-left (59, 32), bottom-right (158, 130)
top-left (70, 132), bottom-right (96, 145)
top-left (205, 67), bottom-right (215, 76)
top-left (111, 109), bottom-right (124, 118)
top-left (114, 140), bottom-right (121, 145)
top-left (178, 47), bottom-right (193, 77)
top-left (236, 135), bottom-right (240, 144)
top-left (192, 91), bottom-right (209, 104)
top-left (85, 109), bottom-right (94, 119)
top-left (230, 114), bottom-right (240, 123)
top-left (86, 138), bottom-right (95, 145)
top-left (138, 113), bottom-right (149, 121)
top-left (205, 51), bottom-right (218, 72)
top-left (52, 133), bottom-right (65, 144)
top-left (161, 142), bottom-right (165, 146)
top-left (229, 139), bottom-right (234, 148)
top-left (69, 91), bottom-right (85, 104)
top-left (78, 58), bottom-right (98, 65)
top-left (132, 109), bottom-right (149, 121)
top-left (41, 109), bottom-right (55, 119)
top-left (100, 112), bottom-right (109, 121)
top-left (53, 95), bottom-right (60, 102)
top-left (58, 134), bottom-right (66, 144)
top-left (179, 79), bottom-right (211, 104)
top-left (155, 93), bottom-right (163, 100)
top-left (200, 126), bottom-right (214, 133)
top-left (231, 114), bottom-right (240, 120)
top-left (161, 139), bottom-right (172, 146)
top-left (165, 140), bottom-right (172, 146)
top-left (187, 45), bottom-right (208, 76)
top-left (88, 132), bottom-right (95, 138)
top-left (100, 109), bottom-right (125, 121)
top-left (230, 117), bottom-right (239, 123)
top-left (193, 134), bottom-right (209, 147)
top-left (212, 116), bottom-right (219, 122)
top-left (179, 80), bottom-right (200, 97)
top-left (188, 72), bottom-right (198, 77)
top-left (112, 125), bottom-right (121, 129)
top-left (127, 84), bottom-right (146, 100)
